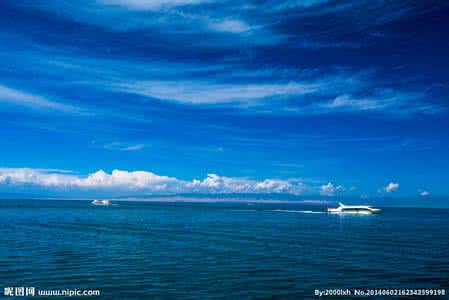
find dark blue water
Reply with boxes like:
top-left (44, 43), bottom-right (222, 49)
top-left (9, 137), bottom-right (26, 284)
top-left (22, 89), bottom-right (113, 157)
top-left (1, 200), bottom-right (448, 299)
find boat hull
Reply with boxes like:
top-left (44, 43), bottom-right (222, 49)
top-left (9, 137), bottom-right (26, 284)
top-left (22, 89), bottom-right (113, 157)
top-left (327, 203), bottom-right (381, 214)
top-left (328, 209), bottom-right (380, 214)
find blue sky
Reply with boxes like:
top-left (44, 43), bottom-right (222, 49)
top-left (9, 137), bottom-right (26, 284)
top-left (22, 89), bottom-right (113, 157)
top-left (0, 0), bottom-right (448, 201)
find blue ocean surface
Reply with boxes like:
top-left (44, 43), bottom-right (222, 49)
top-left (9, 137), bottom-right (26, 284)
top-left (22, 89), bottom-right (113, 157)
top-left (1, 200), bottom-right (448, 299)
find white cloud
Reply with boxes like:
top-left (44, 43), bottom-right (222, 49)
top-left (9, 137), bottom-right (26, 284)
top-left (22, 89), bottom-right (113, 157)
top-left (0, 168), bottom-right (305, 195)
top-left (187, 174), bottom-right (253, 192)
top-left (255, 179), bottom-right (292, 193)
top-left (0, 84), bottom-right (84, 114)
top-left (187, 174), bottom-right (304, 194)
top-left (0, 168), bottom-right (179, 192)
top-left (319, 183), bottom-right (347, 196)
top-left (320, 182), bottom-right (335, 196)
top-left (208, 19), bottom-right (251, 33)
top-left (121, 144), bottom-right (145, 151)
top-left (0, 168), bottom-right (80, 188)
top-left (336, 185), bottom-right (346, 192)
top-left (104, 142), bottom-right (145, 151)
top-left (384, 182), bottom-right (399, 193)
top-left (80, 169), bottom-right (178, 190)
top-left (420, 191), bottom-right (429, 197)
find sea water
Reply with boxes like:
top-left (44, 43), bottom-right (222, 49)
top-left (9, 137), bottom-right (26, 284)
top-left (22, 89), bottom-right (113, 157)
top-left (1, 200), bottom-right (448, 298)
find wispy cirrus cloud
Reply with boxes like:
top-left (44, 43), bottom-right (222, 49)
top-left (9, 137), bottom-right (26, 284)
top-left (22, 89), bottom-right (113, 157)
top-left (0, 32), bottom-right (440, 118)
top-left (14, 0), bottom-right (446, 58)
top-left (0, 84), bottom-right (85, 114)
top-left (5, 37), bottom-right (441, 117)
top-left (207, 19), bottom-right (252, 33)
top-left (98, 0), bottom-right (207, 10)
top-left (117, 80), bottom-right (319, 104)
top-left (103, 142), bottom-right (146, 151)
top-left (113, 73), bottom-right (441, 116)
top-left (312, 91), bottom-right (440, 116)
top-left (121, 144), bottom-right (145, 151)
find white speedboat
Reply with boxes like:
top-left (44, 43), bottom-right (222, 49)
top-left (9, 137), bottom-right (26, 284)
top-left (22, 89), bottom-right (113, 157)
top-left (91, 199), bottom-right (112, 206)
top-left (327, 202), bottom-right (380, 214)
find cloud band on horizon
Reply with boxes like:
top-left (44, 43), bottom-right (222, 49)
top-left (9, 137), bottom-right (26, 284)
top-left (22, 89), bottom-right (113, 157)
top-left (0, 168), bottom-right (306, 195)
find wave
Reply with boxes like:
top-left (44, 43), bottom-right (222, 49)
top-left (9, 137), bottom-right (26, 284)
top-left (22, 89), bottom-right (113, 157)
top-left (272, 209), bottom-right (324, 214)
top-left (225, 209), bottom-right (258, 212)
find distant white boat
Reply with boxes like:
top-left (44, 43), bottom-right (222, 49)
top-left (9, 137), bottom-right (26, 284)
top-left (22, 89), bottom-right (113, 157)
top-left (91, 199), bottom-right (112, 206)
top-left (327, 202), bottom-right (380, 214)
